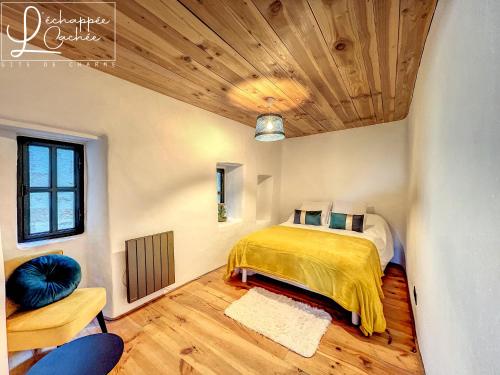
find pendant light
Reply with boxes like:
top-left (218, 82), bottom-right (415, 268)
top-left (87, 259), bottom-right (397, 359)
top-left (255, 97), bottom-right (285, 142)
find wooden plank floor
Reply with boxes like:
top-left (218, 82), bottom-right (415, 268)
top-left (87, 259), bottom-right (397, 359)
top-left (10, 264), bottom-right (423, 374)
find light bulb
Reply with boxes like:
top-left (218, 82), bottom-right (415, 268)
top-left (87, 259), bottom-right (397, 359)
top-left (266, 121), bottom-right (273, 130)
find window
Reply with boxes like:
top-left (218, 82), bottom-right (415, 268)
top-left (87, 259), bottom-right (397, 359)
top-left (17, 137), bottom-right (84, 242)
top-left (216, 168), bottom-right (225, 204)
top-left (216, 163), bottom-right (243, 222)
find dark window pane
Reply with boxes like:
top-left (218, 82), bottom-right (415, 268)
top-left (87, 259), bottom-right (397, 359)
top-left (57, 192), bottom-right (75, 230)
top-left (57, 148), bottom-right (75, 187)
top-left (216, 170), bottom-right (224, 204)
top-left (216, 174), bottom-right (221, 203)
top-left (29, 145), bottom-right (50, 187)
top-left (29, 192), bottom-right (50, 234)
top-left (19, 137), bottom-right (84, 242)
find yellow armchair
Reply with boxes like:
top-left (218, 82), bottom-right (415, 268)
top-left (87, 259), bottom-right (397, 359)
top-left (4, 251), bottom-right (107, 352)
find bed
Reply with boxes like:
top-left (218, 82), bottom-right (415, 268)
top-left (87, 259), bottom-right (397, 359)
top-left (224, 213), bottom-right (393, 336)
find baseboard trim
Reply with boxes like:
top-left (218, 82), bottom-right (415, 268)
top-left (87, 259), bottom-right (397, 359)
top-left (104, 263), bottom-right (226, 321)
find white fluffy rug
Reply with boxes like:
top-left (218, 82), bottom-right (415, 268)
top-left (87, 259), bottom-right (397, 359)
top-left (224, 287), bottom-right (331, 357)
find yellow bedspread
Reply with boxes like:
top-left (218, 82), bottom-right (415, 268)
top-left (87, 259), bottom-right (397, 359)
top-left (225, 225), bottom-right (386, 335)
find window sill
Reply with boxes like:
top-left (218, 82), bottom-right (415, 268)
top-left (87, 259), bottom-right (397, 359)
top-left (218, 218), bottom-right (243, 228)
top-left (17, 233), bottom-right (85, 249)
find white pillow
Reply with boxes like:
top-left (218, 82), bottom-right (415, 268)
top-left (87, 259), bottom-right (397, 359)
top-left (332, 200), bottom-right (367, 215)
top-left (299, 201), bottom-right (332, 225)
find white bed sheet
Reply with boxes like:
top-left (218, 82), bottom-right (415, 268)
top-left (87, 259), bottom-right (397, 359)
top-left (280, 213), bottom-right (394, 270)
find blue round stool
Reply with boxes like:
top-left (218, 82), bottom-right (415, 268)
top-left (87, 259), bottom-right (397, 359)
top-left (27, 333), bottom-right (124, 375)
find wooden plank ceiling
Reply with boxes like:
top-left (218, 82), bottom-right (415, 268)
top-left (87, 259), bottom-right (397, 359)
top-left (2, 0), bottom-right (437, 138)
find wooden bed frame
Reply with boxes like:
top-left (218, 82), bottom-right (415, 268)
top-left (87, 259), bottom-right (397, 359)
top-left (239, 268), bottom-right (361, 326)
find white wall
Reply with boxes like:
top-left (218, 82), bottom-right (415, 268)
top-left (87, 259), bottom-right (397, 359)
top-left (0, 227), bottom-right (9, 374)
top-left (0, 41), bottom-right (282, 318)
top-left (256, 175), bottom-right (273, 221)
top-left (406, 0), bottom-right (500, 374)
top-left (280, 121), bottom-right (408, 265)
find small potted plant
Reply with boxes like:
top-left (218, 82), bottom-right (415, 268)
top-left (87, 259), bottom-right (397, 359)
top-left (218, 203), bottom-right (227, 222)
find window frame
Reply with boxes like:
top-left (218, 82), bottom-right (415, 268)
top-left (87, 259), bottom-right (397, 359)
top-left (17, 136), bottom-right (85, 243)
top-left (216, 168), bottom-right (225, 204)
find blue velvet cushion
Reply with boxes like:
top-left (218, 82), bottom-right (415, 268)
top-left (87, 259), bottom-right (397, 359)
top-left (6, 254), bottom-right (81, 310)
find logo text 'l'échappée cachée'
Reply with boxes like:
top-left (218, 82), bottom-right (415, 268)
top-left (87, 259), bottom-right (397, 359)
top-left (1, 2), bottom-right (116, 61)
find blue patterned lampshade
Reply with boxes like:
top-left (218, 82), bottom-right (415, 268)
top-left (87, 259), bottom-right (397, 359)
top-left (255, 113), bottom-right (285, 141)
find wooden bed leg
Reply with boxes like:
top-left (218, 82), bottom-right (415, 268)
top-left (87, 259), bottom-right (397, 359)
top-left (351, 312), bottom-right (360, 326)
top-left (242, 268), bottom-right (247, 283)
